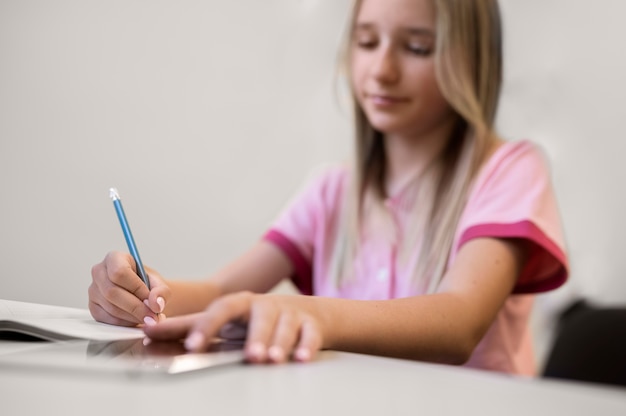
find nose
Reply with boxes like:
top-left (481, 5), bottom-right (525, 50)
top-left (371, 47), bottom-right (400, 84)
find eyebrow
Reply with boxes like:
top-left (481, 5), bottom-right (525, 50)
top-left (354, 22), bottom-right (435, 38)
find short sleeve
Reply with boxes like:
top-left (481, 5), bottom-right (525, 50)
top-left (454, 141), bottom-right (569, 294)
top-left (262, 165), bottom-right (348, 295)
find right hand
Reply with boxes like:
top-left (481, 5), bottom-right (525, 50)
top-left (89, 251), bottom-right (171, 327)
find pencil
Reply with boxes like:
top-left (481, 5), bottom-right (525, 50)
top-left (109, 188), bottom-right (151, 290)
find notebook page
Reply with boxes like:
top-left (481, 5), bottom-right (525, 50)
top-left (0, 299), bottom-right (144, 341)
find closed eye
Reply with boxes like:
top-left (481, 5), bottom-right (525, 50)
top-left (406, 44), bottom-right (432, 56)
top-left (356, 39), bottom-right (378, 49)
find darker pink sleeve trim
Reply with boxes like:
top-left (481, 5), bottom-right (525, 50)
top-left (263, 230), bottom-right (313, 295)
top-left (458, 221), bottom-right (569, 294)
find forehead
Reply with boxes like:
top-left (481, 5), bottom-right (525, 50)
top-left (355, 0), bottom-right (436, 30)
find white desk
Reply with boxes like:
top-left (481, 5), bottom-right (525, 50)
top-left (0, 341), bottom-right (625, 416)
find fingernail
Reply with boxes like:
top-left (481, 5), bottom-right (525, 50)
top-left (295, 347), bottom-right (311, 362)
top-left (247, 342), bottom-right (266, 360)
top-left (143, 316), bottom-right (157, 326)
top-left (268, 345), bottom-right (285, 363)
top-left (143, 299), bottom-right (150, 307)
top-left (185, 332), bottom-right (205, 351)
top-left (142, 337), bottom-right (152, 346)
top-left (158, 313), bottom-right (167, 322)
top-left (157, 297), bottom-right (165, 313)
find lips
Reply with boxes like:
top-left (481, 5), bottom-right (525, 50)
top-left (366, 93), bottom-right (410, 106)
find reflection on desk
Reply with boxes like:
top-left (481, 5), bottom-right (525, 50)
top-left (0, 338), bottom-right (245, 375)
top-left (0, 341), bottom-right (625, 416)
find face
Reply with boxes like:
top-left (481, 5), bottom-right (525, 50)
top-left (350, 0), bottom-right (454, 139)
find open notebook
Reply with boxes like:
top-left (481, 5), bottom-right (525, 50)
top-left (0, 299), bottom-right (244, 375)
top-left (0, 299), bottom-right (144, 341)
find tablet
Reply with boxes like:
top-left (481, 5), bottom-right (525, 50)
top-left (0, 337), bottom-right (245, 376)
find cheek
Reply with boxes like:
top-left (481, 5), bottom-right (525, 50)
top-left (416, 66), bottom-right (450, 112)
top-left (425, 93), bottom-right (455, 129)
top-left (349, 55), bottom-right (368, 94)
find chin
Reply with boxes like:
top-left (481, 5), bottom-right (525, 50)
top-left (363, 109), bottom-right (410, 133)
top-left (367, 118), bottom-right (409, 135)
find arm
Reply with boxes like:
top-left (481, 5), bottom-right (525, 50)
top-left (144, 236), bottom-right (527, 364)
top-left (322, 237), bottom-right (526, 363)
top-left (88, 240), bottom-right (293, 326)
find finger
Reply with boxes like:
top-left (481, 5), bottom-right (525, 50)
top-left (244, 300), bottom-right (280, 363)
top-left (88, 301), bottom-right (138, 327)
top-left (294, 318), bottom-right (322, 363)
top-left (267, 312), bottom-right (300, 364)
top-left (92, 253), bottom-right (157, 323)
top-left (88, 283), bottom-right (146, 325)
top-left (93, 275), bottom-right (155, 324)
top-left (184, 293), bottom-right (255, 353)
top-left (146, 273), bottom-right (171, 314)
top-left (142, 313), bottom-right (200, 341)
top-left (104, 252), bottom-right (151, 302)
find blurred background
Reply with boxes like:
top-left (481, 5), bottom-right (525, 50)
top-left (1, 0), bottom-right (624, 368)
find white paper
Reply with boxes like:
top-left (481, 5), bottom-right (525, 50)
top-left (0, 299), bottom-right (144, 342)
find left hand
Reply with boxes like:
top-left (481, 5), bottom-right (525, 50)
top-left (142, 291), bottom-right (326, 364)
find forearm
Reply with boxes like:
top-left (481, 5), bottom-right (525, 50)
top-left (161, 279), bottom-right (222, 317)
top-left (319, 238), bottom-right (524, 364)
top-left (320, 294), bottom-right (493, 365)
top-left (161, 241), bottom-right (292, 317)
top-left (210, 240), bottom-right (293, 295)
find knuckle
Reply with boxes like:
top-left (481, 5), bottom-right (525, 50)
top-left (129, 302), bottom-right (145, 319)
top-left (89, 302), bottom-right (115, 325)
top-left (90, 264), bottom-right (101, 281)
top-left (250, 300), bottom-right (268, 316)
top-left (103, 285), bottom-right (118, 302)
top-left (237, 291), bottom-right (255, 303)
top-left (128, 280), bottom-right (145, 297)
top-left (304, 320), bottom-right (323, 343)
top-left (88, 302), bottom-right (101, 320)
top-left (213, 297), bottom-right (237, 316)
top-left (87, 283), bottom-right (98, 300)
top-left (107, 266), bottom-right (126, 286)
top-left (104, 251), bottom-right (123, 263)
top-left (251, 293), bottom-right (273, 308)
top-left (279, 310), bottom-right (297, 326)
top-left (87, 282), bottom-right (94, 295)
top-left (208, 296), bottom-right (230, 314)
top-left (212, 292), bottom-right (254, 318)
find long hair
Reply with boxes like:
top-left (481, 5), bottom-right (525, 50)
top-left (330, 0), bottom-right (503, 293)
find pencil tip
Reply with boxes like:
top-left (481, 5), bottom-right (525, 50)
top-left (109, 188), bottom-right (120, 201)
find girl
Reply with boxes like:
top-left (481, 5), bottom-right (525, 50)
top-left (89, 0), bottom-right (568, 375)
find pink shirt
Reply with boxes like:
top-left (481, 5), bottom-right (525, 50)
top-left (264, 140), bottom-right (569, 375)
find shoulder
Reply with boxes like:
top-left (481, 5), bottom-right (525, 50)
top-left (477, 139), bottom-right (552, 187)
top-left (492, 139), bottom-right (550, 169)
top-left (295, 162), bottom-right (351, 203)
top-left (455, 139), bottom-right (568, 293)
top-left (465, 138), bottom-right (558, 215)
top-left (272, 162), bottom-right (350, 223)
top-left (306, 162), bottom-right (350, 187)
top-left (467, 139), bottom-right (555, 209)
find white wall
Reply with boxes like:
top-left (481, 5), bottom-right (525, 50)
top-left (1, 0), bottom-right (625, 365)
top-left (0, 0), bottom-right (352, 307)
top-left (499, 0), bottom-right (626, 306)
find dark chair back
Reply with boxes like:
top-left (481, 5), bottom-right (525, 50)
top-left (543, 299), bottom-right (626, 387)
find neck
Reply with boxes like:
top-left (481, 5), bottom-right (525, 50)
top-left (383, 119), bottom-right (457, 198)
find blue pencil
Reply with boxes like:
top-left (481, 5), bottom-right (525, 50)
top-left (109, 188), bottom-right (151, 290)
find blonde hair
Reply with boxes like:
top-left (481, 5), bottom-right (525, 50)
top-left (330, 0), bottom-right (504, 292)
